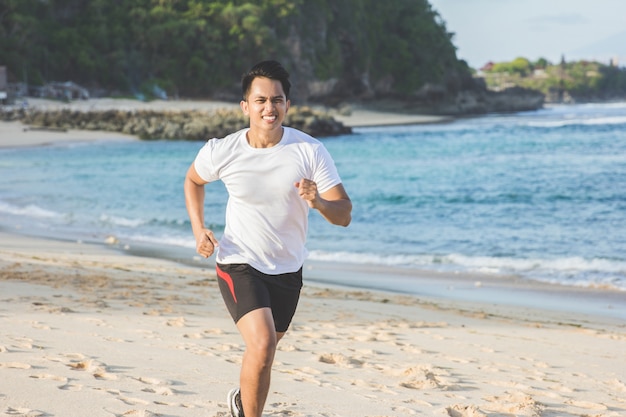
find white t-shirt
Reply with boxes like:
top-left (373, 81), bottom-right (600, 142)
top-left (193, 126), bottom-right (342, 274)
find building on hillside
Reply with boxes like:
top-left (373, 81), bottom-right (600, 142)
top-left (480, 62), bottom-right (495, 72)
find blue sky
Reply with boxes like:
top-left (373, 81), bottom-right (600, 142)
top-left (428, 0), bottom-right (626, 68)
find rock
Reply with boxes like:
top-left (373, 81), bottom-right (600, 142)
top-left (425, 86), bottom-right (544, 115)
top-left (1, 103), bottom-right (352, 139)
top-left (182, 119), bottom-right (207, 140)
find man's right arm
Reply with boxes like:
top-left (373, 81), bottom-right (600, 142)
top-left (184, 163), bottom-right (219, 258)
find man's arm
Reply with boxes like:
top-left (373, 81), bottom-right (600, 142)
top-left (184, 163), bottom-right (219, 257)
top-left (295, 180), bottom-right (352, 227)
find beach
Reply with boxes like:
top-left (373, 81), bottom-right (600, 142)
top-left (1, 99), bottom-right (625, 417)
top-left (1, 232), bottom-right (624, 417)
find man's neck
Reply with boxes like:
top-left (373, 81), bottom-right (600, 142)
top-left (247, 127), bottom-right (283, 148)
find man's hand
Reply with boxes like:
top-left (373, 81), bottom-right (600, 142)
top-left (294, 178), bottom-right (320, 208)
top-left (295, 179), bottom-right (352, 227)
top-left (195, 229), bottom-right (219, 258)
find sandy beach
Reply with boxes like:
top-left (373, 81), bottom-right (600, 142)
top-left (0, 232), bottom-right (624, 417)
top-left (1, 99), bottom-right (625, 417)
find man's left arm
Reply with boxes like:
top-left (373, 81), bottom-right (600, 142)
top-left (295, 180), bottom-right (352, 227)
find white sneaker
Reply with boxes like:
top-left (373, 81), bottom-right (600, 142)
top-left (227, 387), bottom-right (244, 417)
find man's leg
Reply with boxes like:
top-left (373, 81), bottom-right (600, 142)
top-left (236, 307), bottom-right (286, 417)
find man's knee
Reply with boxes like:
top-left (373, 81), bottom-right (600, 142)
top-left (246, 334), bottom-right (277, 364)
top-left (238, 308), bottom-right (278, 364)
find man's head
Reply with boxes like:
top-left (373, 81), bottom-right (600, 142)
top-left (241, 60), bottom-right (291, 101)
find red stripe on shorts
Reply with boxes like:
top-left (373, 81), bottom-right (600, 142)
top-left (216, 265), bottom-right (238, 303)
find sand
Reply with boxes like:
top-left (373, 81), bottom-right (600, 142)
top-left (1, 99), bottom-right (625, 417)
top-left (0, 232), bottom-right (624, 417)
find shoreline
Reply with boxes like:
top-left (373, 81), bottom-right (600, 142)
top-left (1, 231), bottom-right (625, 416)
top-left (3, 229), bottom-right (625, 324)
top-left (0, 120), bottom-right (137, 148)
top-left (303, 260), bottom-right (626, 322)
top-left (120, 234), bottom-right (626, 322)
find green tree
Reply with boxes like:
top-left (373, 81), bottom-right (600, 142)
top-left (534, 57), bottom-right (549, 69)
top-left (492, 57), bottom-right (532, 77)
top-left (0, 0), bottom-right (466, 99)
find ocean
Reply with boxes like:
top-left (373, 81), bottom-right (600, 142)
top-left (1, 102), bottom-right (625, 292)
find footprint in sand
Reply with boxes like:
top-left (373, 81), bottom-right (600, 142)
top-left (165, 316), bottom-right (186, 327)
top-left (136, 376), bottom-right (162, 385)
top-left (142, 386), bottom-right (174, 396)
top-left (5, 406), bottom-right (47, 416)
top-left (30, 321), bottom-right (51, 330)
top-left (445, 404), bottom-right (487, 417)
top-left (482, 392), bottom-right (545, 416)
top-left (277, 343), bottom-right (300, 352)
top-left (58, 380), bottom-right (83, 391)
top-left (29, 373), bottom-right (67, 383)
top-left (444, 355), bottom-right (475, 364)
top-left (64, 355), bottom-right (118, 381)
top-left (565, 399), bottom-right (608, 410)
top-left (0, 362), bottom-right (31, 369)
top-left (119, 396), bottom-right (150, 406)
top-left (10, 337), bottom-right (34, 350)
top-left (398, 364), bottom-right (460, 391)
top-left (281, 366), bottom-right (324, 386)
top-left (391, 405), bottom-right (419, 415)
top-left (351, 378), bottom-right (397, 395)
top-left (136, 376), bottom-right (179, 396)
top-left (318, 352), bottom-right (364, 368)
top-left (268, 401), bottom-right (300, 415)
top-left (405, 398), bottom-right (434, 408)
top-left (67, 359), bottom-right (95, 371)
top-left (183, 332), bottom-right (204, 339)
top-left (93, 368), bottom-right (118, 380)
top-left (116, 410), bottom-right (160, 417)
top-left (605, 378), bottom-right (626, 393)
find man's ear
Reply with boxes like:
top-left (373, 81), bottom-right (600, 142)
top-left (240, 99), bottom-right (249, 116)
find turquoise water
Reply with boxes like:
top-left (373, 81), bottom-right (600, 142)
top-left (1, 102), bottom-right (625, 290)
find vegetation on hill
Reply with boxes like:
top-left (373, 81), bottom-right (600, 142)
top-left (480, 57), bottom-right (626, 102)
top-left (0, 0), bottom-right (469, 102)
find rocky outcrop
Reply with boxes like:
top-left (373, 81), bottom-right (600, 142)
top-left (0, 105), bottom-right (351, 140)
top-left (352, 83), bottom-right (545, 116)
top-left (444, 87), bottom-right (545, 114)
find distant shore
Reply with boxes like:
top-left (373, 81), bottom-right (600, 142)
top-left (0, 98), bottom-right (452, 148)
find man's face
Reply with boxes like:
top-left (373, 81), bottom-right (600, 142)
top-left (241, 77), bottom-right (290, 134)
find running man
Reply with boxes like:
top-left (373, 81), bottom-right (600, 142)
top-left (184, 60), bottom-right (352, 417)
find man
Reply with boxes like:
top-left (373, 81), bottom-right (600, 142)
top-left (184, 60), bottom-right (352, 417)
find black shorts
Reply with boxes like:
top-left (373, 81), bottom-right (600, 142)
top-left (216, 263), bottom-right (303, 333)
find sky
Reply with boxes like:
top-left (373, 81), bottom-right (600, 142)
top-left (428, 0), bottom-right (626, 69)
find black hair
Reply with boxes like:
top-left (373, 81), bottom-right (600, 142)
top-left (241, 60), bottom-right (291, 100)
